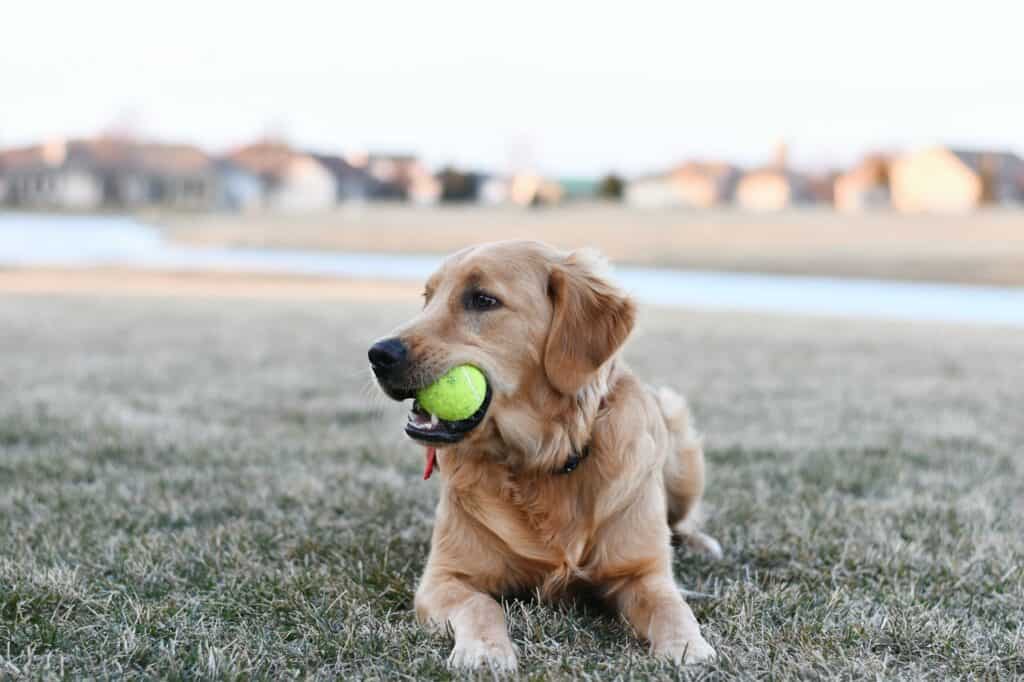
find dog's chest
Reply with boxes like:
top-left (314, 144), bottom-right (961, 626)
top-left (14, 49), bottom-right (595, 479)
top-left (453, 475), bottom-right (600, 586)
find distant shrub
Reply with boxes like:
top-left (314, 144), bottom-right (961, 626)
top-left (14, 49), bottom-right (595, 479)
top-left (438, 167), bottom-right (479, 202)
top-left (597, 174), bottom-right (624, 201)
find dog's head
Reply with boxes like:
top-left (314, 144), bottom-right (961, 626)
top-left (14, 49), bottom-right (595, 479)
top-left (368, 241), bottom-right (635, 463)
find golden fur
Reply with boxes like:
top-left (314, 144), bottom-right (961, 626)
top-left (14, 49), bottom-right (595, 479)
top-left (374, 240), bottom-right (720, 670)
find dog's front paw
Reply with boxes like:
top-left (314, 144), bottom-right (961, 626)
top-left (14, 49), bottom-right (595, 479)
top-left (448, 636), bottom-right (518, 672)
top-left (654, 634), bottom-right (717, 665)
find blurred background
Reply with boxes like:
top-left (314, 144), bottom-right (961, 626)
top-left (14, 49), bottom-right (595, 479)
top-left (2, 1), bottom-right (1023, 323)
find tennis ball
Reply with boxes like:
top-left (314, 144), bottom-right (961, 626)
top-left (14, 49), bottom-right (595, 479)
top-left (416, 365), bottom-right (487, 421)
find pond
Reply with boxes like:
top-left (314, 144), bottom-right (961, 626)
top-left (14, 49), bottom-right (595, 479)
top-left (2, 212), bottom-right (1023, 327)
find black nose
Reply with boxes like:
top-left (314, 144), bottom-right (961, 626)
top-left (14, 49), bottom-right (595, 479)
top-left (368, 337), bottom-right (408, 374)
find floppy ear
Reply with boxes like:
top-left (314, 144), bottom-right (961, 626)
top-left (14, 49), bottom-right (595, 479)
top-left (544, 249), bottom-right (636, 395)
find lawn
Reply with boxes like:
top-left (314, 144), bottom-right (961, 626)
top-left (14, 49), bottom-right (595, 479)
top-left (1, 294), bottom-right (1022, 679)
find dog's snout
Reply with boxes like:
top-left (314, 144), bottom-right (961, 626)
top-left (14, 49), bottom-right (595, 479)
top-left (368, 337), bottom-right (408, 375)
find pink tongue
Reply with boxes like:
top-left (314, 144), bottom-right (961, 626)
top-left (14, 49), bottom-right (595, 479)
top-left (423, 447), bottom-right (437, 480)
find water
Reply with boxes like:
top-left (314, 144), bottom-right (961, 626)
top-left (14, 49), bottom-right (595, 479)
top-left (2, 212), bottom-right (1023, 327)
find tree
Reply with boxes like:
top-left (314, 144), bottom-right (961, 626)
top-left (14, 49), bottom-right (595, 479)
top-left (438, 167), bottom-right (478, 202)
top-left (597, 173), bottom-right (624, 201)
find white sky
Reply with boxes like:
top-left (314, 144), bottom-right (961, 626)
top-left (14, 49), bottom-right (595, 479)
top-left (2, 1), bottom-right (1022, 176)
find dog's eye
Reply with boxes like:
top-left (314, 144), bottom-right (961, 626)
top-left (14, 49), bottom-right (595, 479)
top-left (465, 290), bottom-right (501, 311)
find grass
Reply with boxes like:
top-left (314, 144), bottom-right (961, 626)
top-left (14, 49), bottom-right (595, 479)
top-left (1, 294), bottom-right (1022, 679)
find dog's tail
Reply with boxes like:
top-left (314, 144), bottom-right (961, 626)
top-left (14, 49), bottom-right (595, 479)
top-left (656, 387), bottom-right (722, 559)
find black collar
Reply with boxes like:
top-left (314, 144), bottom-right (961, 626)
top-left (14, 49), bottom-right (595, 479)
top-left (558, 443), bottom-right (590, 475)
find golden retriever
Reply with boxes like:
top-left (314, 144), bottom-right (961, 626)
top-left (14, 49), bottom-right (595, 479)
top-left (369, 240), bottom-right (720, 671)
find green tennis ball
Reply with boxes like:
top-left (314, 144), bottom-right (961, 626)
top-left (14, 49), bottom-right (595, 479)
top-left (416, 365), bottom-right (487, 421)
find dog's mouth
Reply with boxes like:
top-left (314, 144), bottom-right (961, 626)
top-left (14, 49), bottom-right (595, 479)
top-left (404, 385), bottom-right (492, 444)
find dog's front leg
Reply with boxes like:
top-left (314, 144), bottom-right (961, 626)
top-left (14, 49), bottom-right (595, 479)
top-left (415, 572), bottom-right (518, 671)
top-left (613, 571), bottom-right (716, 665)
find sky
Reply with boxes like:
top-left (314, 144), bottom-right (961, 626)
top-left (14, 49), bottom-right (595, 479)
top-left (2, 1), bottom-right (1022, 176)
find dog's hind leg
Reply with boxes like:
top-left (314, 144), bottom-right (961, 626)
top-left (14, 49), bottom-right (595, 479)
top-left (656, 387), bottom-right (723, 560)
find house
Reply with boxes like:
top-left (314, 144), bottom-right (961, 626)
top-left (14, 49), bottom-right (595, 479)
top-left (81, 137), bottom-right (147, 206)
top-left (624, 162), bottom-right (738, 208)
top-left (377, 154), bottom-right (441, 204)
top-left (807, 170), bottom-right (840, 205)
top-left (0, 154), bottom-right (9, 202)
top-left (834, 155), bottom-right (890, 211)
top-left (406, 171), bottom-right (442, 205)
top-left (227, 142), bottom-right (337, 212)
top-left (0, 139), bottom-right (104, 210)
top-left (0, 137), bottom-right (222, 211)
top-left (889, 147), bottom-right (1024, 213)
top-left (673, 162), bottom-right (739, 208)
top-left (132, 142), bottom-right (221, 210)
top-left (478, 176), bottom-right (510, 205)
top-left (273, 156), bottom-right (337, 212)
top-left (311, 153), bottom-right (378, 202)
top-left (330, 151), bottom-right (439, 204)
top-left (367, 153), bottom-right (427, 200)
top-left (438, 168), bottom-right (575, 206)
top-left (734, 168), bottom-right (814, 211)
top-left (509, 173), bottom-right (564, 206)
top-left (215, 160), bottom-right (264, 212)
top-left (625, 173), bottom-right (685, 208)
